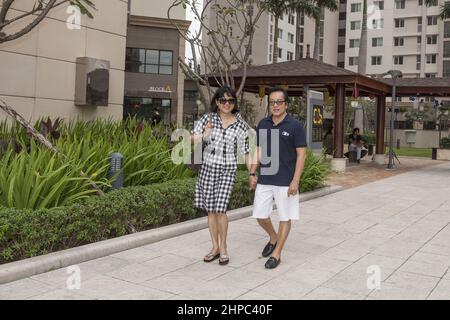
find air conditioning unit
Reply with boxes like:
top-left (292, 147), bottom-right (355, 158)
top-left (75, 57), bottom-right (110, 106)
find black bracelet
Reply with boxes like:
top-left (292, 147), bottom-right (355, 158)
top-left (249, 173), bottom-right (257, 177)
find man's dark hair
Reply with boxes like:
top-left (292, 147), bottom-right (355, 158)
top-left (267, 86), bottom-right (290, 104)
top-left (210, 86), bottom-right (239, 114)
top-left (353, 128), bottom-right (360, 134)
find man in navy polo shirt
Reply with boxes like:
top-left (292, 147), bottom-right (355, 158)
top-left (249, 86), bottom-right (307, 269)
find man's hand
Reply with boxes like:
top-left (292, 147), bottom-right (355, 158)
top-left (249, 176), bottom-right (258, 190)
top-left (287, 179), bottom-right (299, 197)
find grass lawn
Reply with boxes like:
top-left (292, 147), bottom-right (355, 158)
top-left (385, 147), bottom-right (432, 158)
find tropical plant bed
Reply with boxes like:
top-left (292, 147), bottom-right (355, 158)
top-left (0, 150), bottom-right (329, 265)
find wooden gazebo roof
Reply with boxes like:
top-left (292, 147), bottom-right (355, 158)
top-left (209, 58), bottom-right (450, 98)
top-left (379, 77), bottom-right (450, 97)
top-left (211, 58), bottom-right (391, 97)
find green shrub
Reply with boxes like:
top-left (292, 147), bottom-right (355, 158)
top-left (440, 137), bottom-right (450, 149)
top-left (0, 152), bottom-right (329, 264)
top-left (0, 118), bottom-right (194, 209)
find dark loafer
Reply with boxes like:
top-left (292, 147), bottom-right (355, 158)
top-left (265, 256), bottom-right (281, 269)
top-left (262, 241), bottom-right (277, 257)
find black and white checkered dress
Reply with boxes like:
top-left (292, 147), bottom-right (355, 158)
top-left (194, 112), bottom-right (250, 214)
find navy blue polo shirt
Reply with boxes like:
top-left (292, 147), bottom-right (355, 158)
top-left (256, 114), bottom-right (307, 186)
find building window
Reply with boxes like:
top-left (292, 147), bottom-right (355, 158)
top-left (278, 28), bottom-right (283, 39)
top-left (426, 54), bottom-right (437, 64)
top-left (395, 0), bottom-right (406, 9)
top-left (395, 18), bottom-right (405, 28)
top-left (298, 27), bottom-right (304, 43)
top-left (287, 51), bottom-right (294, 61)
top-left (124, 97), bottom-right (171, 124)
top-left (184, 90), bottom-right (199, 102)
top-left (278, 48), bottom-right (282, 59)
top-left (371, 56), bottom-right (382, 65)
top-left (351, 3), bottom-right (362, 12)
top-left (350, 20), bottom-right (361, 30)
top-left (394, 37), bottom-right (404, 46)
top-left (372, 37), bottom-right (383, 47)
top-left (288, 32), bottom-right (295, 44)
top-left (350, 39), bottom-right (360, 48)
top-left (372, 18), bottom-right (384, 29)
top-left (270, 25), bottom-right (273, 42)
top-left (444, 61), bottom-right (450, 77)
top-left (349, 57), bottom-right (359, 66)
top-left (427, 16), bottom-right (438, 26)
top-left (425, 73), bottom-right (437, 78)
top-left (394, 56), bottom-right (404, 65)
top-left (444, 41), bottom-right (450, 58)
top-left (427, 35), bottom-right (438, 45)
top-left (373, 1), bottom-right (384, 10)
top-left (126, 48), bottom-right (173, 75)
top-left (425, 0), bottom-right (437, 6)
top-left (288, 14), bottom-right (295, 25)
top-left (445, 21), bottom-right (450, 38)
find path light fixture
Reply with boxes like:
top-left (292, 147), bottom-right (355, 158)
top-left (109, 152), bottom-right (124, 189)
top-left (378, 70), bottom-right (403, 170)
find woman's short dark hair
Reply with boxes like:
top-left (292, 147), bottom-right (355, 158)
top-left (267, 86), bottom-right (290, 104)
top-left (210, 86), bottom-right (239, 114)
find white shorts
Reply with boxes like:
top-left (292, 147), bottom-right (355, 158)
top-left (252, 184), bottom-right (300, 222)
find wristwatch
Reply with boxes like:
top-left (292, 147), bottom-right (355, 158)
top-left (249, 173), bottom-right (257, 177)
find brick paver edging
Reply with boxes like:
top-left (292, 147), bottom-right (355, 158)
top-left (0, 185), bottom-right (342, 285)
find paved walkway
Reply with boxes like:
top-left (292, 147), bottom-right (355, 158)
top-left (1, 162), bottom-right (450, 300)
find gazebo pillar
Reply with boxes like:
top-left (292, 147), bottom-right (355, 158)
top-left (331, 83), bottom-right (346, 172)
top-left (374, 94), bottom-right (386, 165)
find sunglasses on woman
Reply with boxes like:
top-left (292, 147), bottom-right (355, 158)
top-left (218, 98), bottom-right (236, 105)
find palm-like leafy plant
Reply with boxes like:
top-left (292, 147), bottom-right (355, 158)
top-left (425, 0), bottom-right (450, 19)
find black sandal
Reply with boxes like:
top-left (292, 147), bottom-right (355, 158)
top-left (219, 254), bottom-right (229, 265)
top-left (204, 252), bottom-right (220, 263)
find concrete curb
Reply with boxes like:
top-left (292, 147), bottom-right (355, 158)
top-left (0, 185), bottom-right (343, 285)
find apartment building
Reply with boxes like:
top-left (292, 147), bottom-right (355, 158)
top-left (343, 0), bottom-right (449, 79)
top-left (0, 0), bottom-right (128, 122)
top-left (124, 0), bottom-right (190, 126)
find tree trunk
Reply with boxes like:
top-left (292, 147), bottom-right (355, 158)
top-left (313, 17), bottom-right (320, 60)
top-left (357, 0), bottom-right (368, 75)
top-left (273, 16), bottom-right (279, 64)
top-left (355, 0), bottom-right (367, 133)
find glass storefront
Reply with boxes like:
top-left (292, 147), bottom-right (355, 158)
top-left (123, 97), bottom-right (171, 125)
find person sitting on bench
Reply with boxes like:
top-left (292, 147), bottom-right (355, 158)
top-left (348, 128), bottom-right (365, 163)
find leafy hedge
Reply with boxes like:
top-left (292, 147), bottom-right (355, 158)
top-left (0, 150), bottom-right (328, 264)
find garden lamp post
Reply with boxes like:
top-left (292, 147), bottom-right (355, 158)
top-left (379, 70), bottom-right (403, 170)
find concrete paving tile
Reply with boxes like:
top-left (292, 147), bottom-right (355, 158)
top-left (176, 261), bottom-right (235, 281)
top-left (384, 271), bottom-right (440, 292)
top-left (235, 291), bottom-right (281, 300)
top-left (303, 256), bottom-right (353, 274)
top-left (178, 280), bottom-right (248, 300)
top-left (410, 252), bottom-right (450, 267)
top-left (371, 239), bottom-right (423, 259)
top-left (397, 260), bottom-right (449, 278)
top-left (213, 269), bottom-right (276, 290)
top-left (321, 272), bottom-right (374, 296)
top-left (72, 275), bottom-right (172, 300)
top-left (252, 275), bottom-right (312, 300)
top-left (420, 243), bottom-right (450, 256)
top-left (109, 247), bottom-right (163, 263)
top-left (428, 280), bottom-right (450, 300)
top-left (26, 289), bottom-right (93, 300)
top-left (301, 286), bottom-right (365, 300)
top-left (368, 283), bottom-right (432, 300)
top-left (141, 270), bottom-right (209, 295)
top-left (0, 278), bottom-right (54, 300)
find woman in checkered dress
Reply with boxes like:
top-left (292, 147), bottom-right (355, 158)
top-left (191, 86), bottom-right (252, 265)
